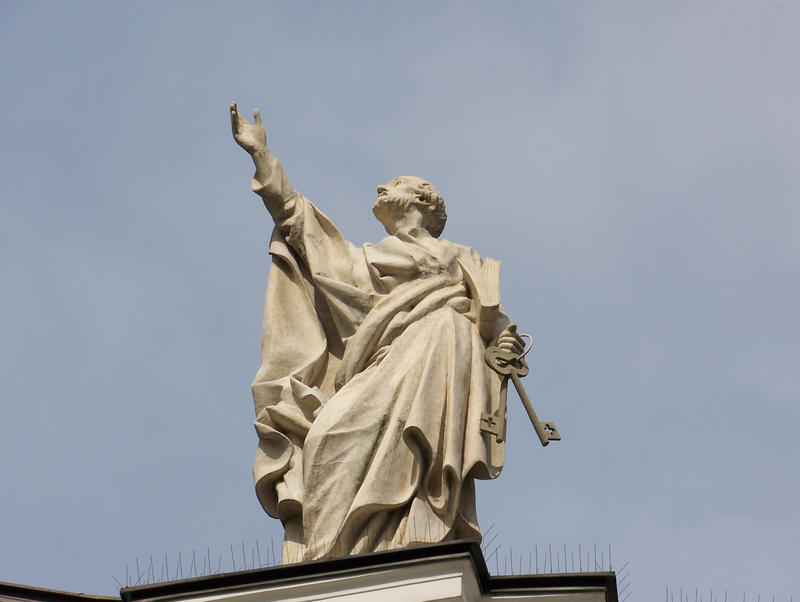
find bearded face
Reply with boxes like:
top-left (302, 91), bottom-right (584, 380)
top-left (372, 194), bottom-right (416, 230)
top-left (373, 176), bottom-right (447, 237)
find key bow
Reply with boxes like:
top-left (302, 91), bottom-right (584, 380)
top-left (485, 347), bottom-right (529, 377)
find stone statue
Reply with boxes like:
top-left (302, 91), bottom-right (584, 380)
top-left (231, 103), bottom-right (527, 563)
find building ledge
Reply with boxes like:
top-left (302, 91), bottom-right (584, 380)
top-left (1, 541), bottom-right (618, 602)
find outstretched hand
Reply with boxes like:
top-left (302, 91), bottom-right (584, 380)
top-left (230, 102), bottom-right (267, 155)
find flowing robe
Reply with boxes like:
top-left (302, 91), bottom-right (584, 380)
top-left (249, 160), bottom-right (507, 563)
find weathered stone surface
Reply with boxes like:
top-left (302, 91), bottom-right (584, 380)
top-left (231, 103), bottom-right (525, 563)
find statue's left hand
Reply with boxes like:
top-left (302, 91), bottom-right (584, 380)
top-left (230, 102), bottom-right (267, 156)
top-left (497, 323), bottom-right (525, 357)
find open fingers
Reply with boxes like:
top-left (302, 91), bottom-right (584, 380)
top-left (253, 108), bottom-right (262, 125)
top-left (230, 102), bottom-right (240, 135)
top-left (230, 101), bottom-right (251, 135)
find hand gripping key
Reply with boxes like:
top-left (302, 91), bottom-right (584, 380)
top-left (480, 337), bottom-right (561, 447)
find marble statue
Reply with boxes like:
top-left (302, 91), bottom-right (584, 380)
top-left (230, 103), bottom-right (527, 564)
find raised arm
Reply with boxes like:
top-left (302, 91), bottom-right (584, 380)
top-left (230, 102), bottom-right (299, 227)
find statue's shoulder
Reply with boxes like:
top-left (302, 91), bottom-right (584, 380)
top-left (440, 237), bottom-right (482, 260)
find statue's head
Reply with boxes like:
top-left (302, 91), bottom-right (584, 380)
top-left (373, 176), bottom-right (447, 238)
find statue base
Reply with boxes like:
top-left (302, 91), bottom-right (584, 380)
top-left (119, 540), bottom-right (618, 602)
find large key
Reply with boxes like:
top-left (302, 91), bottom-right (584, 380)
top-left (480, 345), bottom-right (561, 447)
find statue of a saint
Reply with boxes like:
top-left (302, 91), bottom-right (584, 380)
top-left (231, 103), bottom-right (524, 563)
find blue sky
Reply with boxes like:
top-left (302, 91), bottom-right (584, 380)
top-left (1, 2), bottom-right (798, 599)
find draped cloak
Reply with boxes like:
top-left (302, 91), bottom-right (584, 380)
top-left (249, 168), bottom-right (507, 564)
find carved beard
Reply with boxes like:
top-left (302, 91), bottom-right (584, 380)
top-left (373, 195), bottom-right (417, 230)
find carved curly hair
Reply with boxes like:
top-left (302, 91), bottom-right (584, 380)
top-left (413, 181), bottom-right (447, 238)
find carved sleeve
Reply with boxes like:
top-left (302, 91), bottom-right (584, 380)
top-left (250, 152), bottom-right (303, 238)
